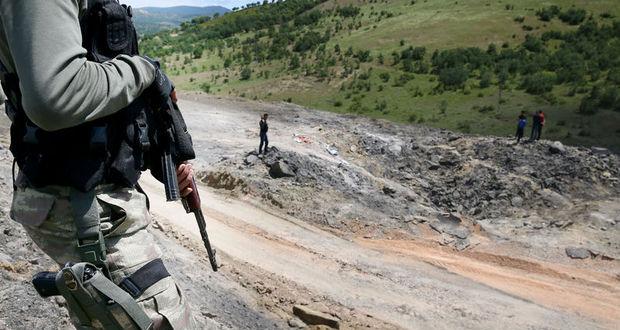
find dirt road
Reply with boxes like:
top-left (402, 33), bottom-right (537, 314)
top-left (138, 94), bottom-right (620, 329)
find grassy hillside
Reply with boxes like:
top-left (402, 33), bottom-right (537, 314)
top-left (141, 0), bottom-right (620, 151)
top-left (133, 6), bottom-right (229, 35)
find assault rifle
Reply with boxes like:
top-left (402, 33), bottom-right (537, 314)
top-left (151, 94), bottom-right (219, 272)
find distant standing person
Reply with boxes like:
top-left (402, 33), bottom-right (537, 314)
top-left (530, 111), bottom-right (541, 141)
top-left (259, 113), bottom-right (269, 154)
top-left (538, 110), bottom-right (545, 140)
top-left (516, 111), bottom-right (527, 143)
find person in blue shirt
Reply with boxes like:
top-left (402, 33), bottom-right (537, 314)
top-left (516, 111), bottom-right (527, 143)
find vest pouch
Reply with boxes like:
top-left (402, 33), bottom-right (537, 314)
top-left (103, 2), bottom-right (131, 53)
top-left (84, 0), bottom-right (138, 62)
top-left (10, 187), bottom-right (56, 227)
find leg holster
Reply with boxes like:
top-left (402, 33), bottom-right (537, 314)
top-left (71, 190), bottom-right (108, 273)
top-left (55, 263), bottom-right (153, 330)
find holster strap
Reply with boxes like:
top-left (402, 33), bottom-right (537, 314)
top-left (90, 272), bottom-right (153, 330)
top-left (119, 259), bottom-right (170, 298)
top-left (70, 190), bottom-right (107, 269)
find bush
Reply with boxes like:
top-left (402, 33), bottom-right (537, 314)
top-left (559, 8), bottom-right (587, 25)
top-left (356, 50), bottom-right (372, 62)
top-left (520, 72), bottom-right (555, 95)
top-left (457, 121), bottom-right (471, 133)
top-left (334, 100), bottom-right (343, 107)
top-left (439, 66), bottom-right (469, 89)
top-left (289, 55), bottom-right (301, 69)
top-left (599, 87), bottom-right (619, 109)
top-left (293, 31), bottom-right (324, 52)
top-left (379, 72), bottom-right (391, 83)
top-left (607, 68), bottom-right (620, 84)
top-left (479, 70), bottom-right (493, 88)
top-left (579, 95), bottom-right (599, 115)
top-left (193, 47), bottom-right (203, 59)
top-left (536, 5), bottom-right (561, 21)
top-left (240, 67), bottom-right (252, 80)
top-left (337, 5), bottom-right (361, 18)
top-left (200, 83), bottom-right (211, 93)
top-left (478, 105), bottom-right (495, 113)
top-left (523, 35), bottom-right (543, 52)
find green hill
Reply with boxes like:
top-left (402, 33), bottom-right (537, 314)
top-left (132, 6), bottom-right (229, 35)
top-left (140, 0), bottom-right (620, 151)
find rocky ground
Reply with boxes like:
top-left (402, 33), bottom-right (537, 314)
top-left (197, 94), bottom-right (619, 264)
top-left (0, 93), bottom-right (618, 329)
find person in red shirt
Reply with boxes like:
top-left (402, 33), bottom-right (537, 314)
top-left (537, 111), bottom-right (545, 140)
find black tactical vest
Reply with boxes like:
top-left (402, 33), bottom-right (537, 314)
top-left (1, 0), bottom-right (150, 192)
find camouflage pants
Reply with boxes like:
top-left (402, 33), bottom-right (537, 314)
top-left (10, 182), bottom-right (195, 329)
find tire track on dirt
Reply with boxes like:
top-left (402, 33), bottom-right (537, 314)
top-left (140, 174), bottom-right (599, 330)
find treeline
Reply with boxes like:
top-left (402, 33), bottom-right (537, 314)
top-left (141, 0), bottom-right (326, 58)
top-left (142, 1), bottom-right (620, 116)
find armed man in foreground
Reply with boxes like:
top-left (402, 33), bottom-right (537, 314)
top-left (0, 1), bottom-right (199, 329)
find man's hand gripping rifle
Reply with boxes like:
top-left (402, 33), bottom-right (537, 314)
top-left (150, 79), bottom-right (219, 272)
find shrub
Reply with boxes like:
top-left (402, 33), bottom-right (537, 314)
top-left (457, 121), bottom-right (471, 133)
top-left (521, 72), bottom-right (555, 95)
top-left (479, 70), bottom-right (493, 88)
top-left (337, 5), bottom-right (361, 18)
top-left (536, 6), bottom-right (561, 21)
top-left (478, 105), bottom-right (495, 113)
top-left (193, 47), bottom-right (203, 59)
top-left (240, 67), bottom-right (252, 80)
top-left (293, 31), bottom-right (324, 52)
top-left (579, 95), bottom-right (599, 115)
top-left (559, 8), bottom-right (587, 25)
top-left (379, 72), bottom-right (391, 82)
top-left (200, 83), bottom-right (211, 93)
top-left (607, 68), bottom-right (620, 84)
top-left (289, 55), bottom-right (301, 69)
top-left (439, 66), bottom-right (469, 89)
top-left (523, 35), bottom-right (543, 52)
top-left (599, 87), bottom-right (619, 109)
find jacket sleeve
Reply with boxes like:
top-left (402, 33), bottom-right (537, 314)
top-left (0, 0), bottom-right (156, 131)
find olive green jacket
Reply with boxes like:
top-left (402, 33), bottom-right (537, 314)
top-left (0, 0), bottom-right (155, 131)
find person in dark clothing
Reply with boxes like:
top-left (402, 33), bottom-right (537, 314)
top-left (259, 113), bottom-right (269, 154)
top-left (537, 110), bottom-right (545, 140)
top-left (516, 111), bottom-right (527, 143)
top-left (530, 111), bottom-right (541, 141)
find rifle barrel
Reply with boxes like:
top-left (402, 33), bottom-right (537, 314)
top-left (194, 210), bottom-right (218, 271)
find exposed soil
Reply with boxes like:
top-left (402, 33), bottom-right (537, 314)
top-left (0, 93), bottom-right (618, 329)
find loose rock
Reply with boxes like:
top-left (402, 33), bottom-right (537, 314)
top-left (549, 141), bottom-right (566, 155)
top-left (269, 161), bottom-right (296, 178)
top-left (244, 155), bottom-right (260, 166)
top-left (565, 247), bottom-right (591, 259)
top-left (288, 317), bottom-right (306, 328)
top-left (293, 305), bottom-right (340, 329)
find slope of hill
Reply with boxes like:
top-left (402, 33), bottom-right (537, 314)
top-left (132, 6), bottom-right (229, 35)
top-left (140, 0), bottom-right (620, 151)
